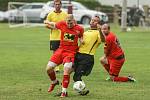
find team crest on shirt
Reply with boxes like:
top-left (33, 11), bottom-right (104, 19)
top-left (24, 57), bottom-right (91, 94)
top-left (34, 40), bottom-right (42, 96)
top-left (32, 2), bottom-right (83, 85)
top-left (64, 33), bottom-right (75, 42)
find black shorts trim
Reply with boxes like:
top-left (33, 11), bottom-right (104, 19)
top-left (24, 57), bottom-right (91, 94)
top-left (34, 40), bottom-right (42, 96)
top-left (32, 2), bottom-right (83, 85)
top-left (116, 54), bottom-right (125, 60)
top-left (50, 40), bottom-right (60, 51)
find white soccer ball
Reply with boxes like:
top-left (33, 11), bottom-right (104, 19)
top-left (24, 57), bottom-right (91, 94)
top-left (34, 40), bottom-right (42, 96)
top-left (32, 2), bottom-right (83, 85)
top-left (127, 27), bottom-right (131, 31)
top-left (73, 81), bottom-right (85, 92)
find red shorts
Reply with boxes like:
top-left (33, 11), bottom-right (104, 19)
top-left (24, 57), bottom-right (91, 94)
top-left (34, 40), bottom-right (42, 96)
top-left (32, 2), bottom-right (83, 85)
top-left (50, 48), bottom-right (76, 65)
top-left (108, 58), bottom-right (125, 76)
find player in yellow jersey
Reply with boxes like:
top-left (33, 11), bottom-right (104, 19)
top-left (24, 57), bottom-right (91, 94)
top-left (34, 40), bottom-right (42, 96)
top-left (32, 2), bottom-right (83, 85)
top-left (46, 0), bottom-right (68, 72)
top-left (73, 15), bottom-right (104, 95)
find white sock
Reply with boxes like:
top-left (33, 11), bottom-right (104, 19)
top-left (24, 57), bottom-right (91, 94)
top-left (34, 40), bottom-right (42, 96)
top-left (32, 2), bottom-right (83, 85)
top-left (62, 87), bottom-right (67, 93)
top-left (52, 79), bottom-right (57, 84)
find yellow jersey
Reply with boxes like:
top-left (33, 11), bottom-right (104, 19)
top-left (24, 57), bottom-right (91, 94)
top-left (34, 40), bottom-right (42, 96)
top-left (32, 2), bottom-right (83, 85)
top-left (79, 29), bottom-right (101, 55)
top-left (46, 10), bottom-right (68, 40)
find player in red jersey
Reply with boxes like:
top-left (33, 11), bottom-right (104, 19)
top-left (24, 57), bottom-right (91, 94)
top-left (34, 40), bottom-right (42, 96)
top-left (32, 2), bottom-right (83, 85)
top-left (44, 14), bottom-right (84, 97)
top-left (100, 23), bottom-right (136, 82)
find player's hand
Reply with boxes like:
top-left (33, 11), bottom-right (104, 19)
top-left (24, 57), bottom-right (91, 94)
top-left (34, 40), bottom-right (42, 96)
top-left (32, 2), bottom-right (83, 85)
top-left (79, 38), bottom-right (85, 45)
top-left (97, 24), bottom-right (101, 30)
top-left (44, 20), bottom-right (50, 24)
top-left (100, 55), bottom-right (108, 64)
top-left (44, 20), bottom-right (55, 29)
top-left (81, 40), bottom-right (85, 45)
top-left (44, 20), bottom-right (51, 29)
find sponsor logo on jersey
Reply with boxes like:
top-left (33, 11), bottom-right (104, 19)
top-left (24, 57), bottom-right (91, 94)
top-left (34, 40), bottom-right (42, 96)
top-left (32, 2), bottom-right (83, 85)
top-left (64, 33), bottom-right (75, 42)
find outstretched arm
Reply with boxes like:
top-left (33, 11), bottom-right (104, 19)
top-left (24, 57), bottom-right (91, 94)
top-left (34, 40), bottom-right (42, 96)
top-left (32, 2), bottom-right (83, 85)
top-left (97, 24), bottom-right (105, 42)
top-left (44, 20), bottom-right (56, 29)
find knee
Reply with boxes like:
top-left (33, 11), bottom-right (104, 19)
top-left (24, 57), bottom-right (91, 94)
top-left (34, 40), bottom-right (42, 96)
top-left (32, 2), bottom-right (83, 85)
top-left (46, 61), bottom-right (57, 72)
top-left (64, 62), bottom-right (73, 74)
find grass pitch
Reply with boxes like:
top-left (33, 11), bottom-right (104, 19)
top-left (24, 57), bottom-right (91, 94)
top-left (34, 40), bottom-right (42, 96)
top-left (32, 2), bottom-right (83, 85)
top-left (0, 23), bottom-right (150, 100)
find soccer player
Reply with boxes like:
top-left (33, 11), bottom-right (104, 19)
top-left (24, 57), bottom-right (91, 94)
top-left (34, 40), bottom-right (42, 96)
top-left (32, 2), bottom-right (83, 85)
top-left (73, 15), bottom-right (104, 95)
top-left (44, 14), bottom-right (84, 97)
top-left (46, 0), bottom-right (68, 72)
top-left (100, 23), bottom-right (136, 82)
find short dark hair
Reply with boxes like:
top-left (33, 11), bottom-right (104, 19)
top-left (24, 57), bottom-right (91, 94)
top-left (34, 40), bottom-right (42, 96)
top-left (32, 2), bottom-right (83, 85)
top-left (102, 23), bottom-right (110, 30)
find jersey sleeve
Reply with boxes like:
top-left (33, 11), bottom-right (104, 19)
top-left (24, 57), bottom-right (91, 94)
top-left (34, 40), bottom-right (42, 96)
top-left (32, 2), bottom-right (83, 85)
top-left (46, 12), bottom-right (52, 21)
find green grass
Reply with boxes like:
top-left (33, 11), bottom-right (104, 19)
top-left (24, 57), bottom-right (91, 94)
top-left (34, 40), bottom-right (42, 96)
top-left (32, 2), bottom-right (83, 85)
top-left (0, 23), bottom-right (150, 100)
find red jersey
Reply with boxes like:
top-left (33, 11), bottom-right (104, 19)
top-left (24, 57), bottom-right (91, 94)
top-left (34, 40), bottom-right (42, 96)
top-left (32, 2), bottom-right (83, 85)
top-left (104, 32), bottom-right (124, 59)
top-left (56, 21), bottom-right (84, 52)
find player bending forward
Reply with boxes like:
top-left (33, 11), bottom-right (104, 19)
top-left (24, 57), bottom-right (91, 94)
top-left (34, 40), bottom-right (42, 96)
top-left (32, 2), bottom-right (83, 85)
top-left (44, 14), bottom-right (84, 97)
top-left (73, 15), bottom-right (104, 95)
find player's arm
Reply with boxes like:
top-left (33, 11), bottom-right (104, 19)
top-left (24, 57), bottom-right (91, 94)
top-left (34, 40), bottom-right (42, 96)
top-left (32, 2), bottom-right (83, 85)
top-left (104, 44), bottom-right (108, 56)
top-left (79, 37), bottom-right (85, 45)
top-left (104, 39), bottom-right (111, 56)
top-left (97, 34), bottom-right (101, 47)
top-left (99, 30), bottom-right (105, 42)
top-left (44, 20), bottom-right (56, 29)
top-left (78, 26), bottom-right (84, 45)
top-left (97, 24), bottom-right (105, 42)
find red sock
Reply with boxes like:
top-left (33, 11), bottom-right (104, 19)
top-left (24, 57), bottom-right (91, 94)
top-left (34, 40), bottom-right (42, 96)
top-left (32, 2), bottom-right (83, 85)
top-left (113, 76), bottom-right (129, 82)
top-left (103, 64), bottom-right (110, 73)
top-left (48, 70), bottom-right (56, 81)
top-left (62, 75), bottom-right (70, 88)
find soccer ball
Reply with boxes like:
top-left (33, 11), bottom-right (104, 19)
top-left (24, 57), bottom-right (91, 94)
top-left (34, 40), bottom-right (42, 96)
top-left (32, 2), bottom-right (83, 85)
top-left (127, 27), bottom-right (131, 31)
top-left (73, 81), bottom-right (85, 92)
